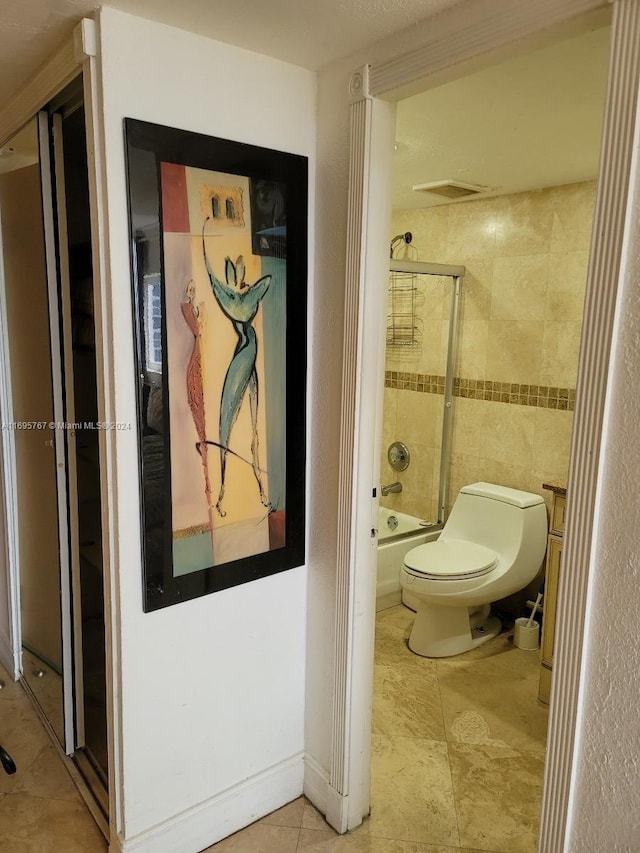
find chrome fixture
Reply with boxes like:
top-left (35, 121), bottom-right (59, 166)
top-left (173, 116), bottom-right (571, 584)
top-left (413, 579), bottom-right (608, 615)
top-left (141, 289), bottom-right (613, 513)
top-left (390, 231), bottom-right (413, 258)
top-left (388, 441), bottom-right (410, 471)
top-left (381, 481), bottom-right (402, 496)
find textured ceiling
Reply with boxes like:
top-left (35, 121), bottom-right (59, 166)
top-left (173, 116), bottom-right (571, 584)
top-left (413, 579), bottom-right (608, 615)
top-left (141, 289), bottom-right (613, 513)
top-left (1, 1), bottom-right (611, 210)
top-left (0, 0), bottom-right (465, 108)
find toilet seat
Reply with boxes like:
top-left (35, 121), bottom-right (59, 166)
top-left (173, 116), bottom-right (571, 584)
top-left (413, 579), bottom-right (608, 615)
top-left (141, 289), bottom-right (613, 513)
top-left (403, 538), bottom-right (498, 580)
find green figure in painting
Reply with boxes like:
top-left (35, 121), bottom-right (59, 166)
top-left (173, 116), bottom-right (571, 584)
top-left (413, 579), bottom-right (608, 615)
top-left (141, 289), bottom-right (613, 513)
top-left (202, 220), bottom-right (272, 517)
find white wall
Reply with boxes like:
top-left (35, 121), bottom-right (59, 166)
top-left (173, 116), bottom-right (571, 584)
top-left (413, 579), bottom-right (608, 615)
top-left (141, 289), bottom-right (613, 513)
top-left (96, 9), bottom-right (316, 850)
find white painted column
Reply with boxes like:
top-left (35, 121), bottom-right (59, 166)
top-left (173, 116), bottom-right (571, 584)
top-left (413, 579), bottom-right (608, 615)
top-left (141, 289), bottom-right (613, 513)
top-left (328, 66), bottom-right (395, 833)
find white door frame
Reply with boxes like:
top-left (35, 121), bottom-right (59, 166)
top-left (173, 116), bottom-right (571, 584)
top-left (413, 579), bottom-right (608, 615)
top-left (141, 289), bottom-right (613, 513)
top-left (333, 0), bottom-right (640, 849)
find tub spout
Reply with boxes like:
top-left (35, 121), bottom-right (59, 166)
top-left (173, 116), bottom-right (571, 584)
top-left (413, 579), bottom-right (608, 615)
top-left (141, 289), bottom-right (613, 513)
top-left (381, 481), bottom-right (402, 496)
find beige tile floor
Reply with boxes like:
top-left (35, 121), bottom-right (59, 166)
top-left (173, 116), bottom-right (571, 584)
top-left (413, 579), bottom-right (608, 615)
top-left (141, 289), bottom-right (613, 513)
top-left (0, 664), bottom-right (107, 852)
top-left (0, 604), bottom-right (548, 852)
top-left (207, 605), bottom-right (548, 853)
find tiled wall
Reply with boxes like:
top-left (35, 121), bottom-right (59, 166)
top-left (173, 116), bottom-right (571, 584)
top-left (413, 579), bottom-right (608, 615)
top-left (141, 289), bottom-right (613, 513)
top-left (381, 180), bottom-right (595, 521)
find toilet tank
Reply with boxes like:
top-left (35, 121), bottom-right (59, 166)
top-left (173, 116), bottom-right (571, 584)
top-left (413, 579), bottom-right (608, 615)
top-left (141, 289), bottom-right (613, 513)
top-left (442, 482), bottom-right (547, 560)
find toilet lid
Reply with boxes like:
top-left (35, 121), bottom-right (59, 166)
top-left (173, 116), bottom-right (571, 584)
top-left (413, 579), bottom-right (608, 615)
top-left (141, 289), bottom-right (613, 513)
top-left (403, 538), bottom-right (498, 580)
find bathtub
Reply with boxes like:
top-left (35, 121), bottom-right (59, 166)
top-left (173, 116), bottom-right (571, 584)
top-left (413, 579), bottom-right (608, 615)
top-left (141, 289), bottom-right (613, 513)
top-left (376, 507), bottom-right (442, 611)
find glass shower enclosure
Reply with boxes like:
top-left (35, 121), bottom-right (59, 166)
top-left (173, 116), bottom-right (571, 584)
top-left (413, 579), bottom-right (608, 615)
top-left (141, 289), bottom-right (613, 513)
top-left (386, 257), bottom-right (465, 524)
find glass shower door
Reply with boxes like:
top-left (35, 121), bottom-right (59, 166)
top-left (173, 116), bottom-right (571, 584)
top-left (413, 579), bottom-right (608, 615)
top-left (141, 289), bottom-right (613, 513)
top-left (386, 258), bottom-right (464, 524)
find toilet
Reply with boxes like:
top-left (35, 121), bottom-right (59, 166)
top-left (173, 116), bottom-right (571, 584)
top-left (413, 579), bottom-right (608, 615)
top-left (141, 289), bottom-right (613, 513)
top-left (400, 482), bottom-right (547, 657)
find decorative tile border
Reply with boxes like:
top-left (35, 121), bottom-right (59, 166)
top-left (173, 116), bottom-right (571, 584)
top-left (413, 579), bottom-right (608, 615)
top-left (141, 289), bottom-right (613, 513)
top-left (384, 372), bottom-right (445, 393)
top-left (384, 371), bottom-right (575, 411)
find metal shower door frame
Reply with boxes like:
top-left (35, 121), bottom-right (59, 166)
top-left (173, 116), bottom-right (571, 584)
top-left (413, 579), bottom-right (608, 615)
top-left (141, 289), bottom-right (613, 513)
top-left (388, 258), bottom-right (465, 524)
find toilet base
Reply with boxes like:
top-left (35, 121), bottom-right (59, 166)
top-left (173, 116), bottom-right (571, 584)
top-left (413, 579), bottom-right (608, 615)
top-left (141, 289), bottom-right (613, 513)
top-left (408, 601), bottom-right (501, 658)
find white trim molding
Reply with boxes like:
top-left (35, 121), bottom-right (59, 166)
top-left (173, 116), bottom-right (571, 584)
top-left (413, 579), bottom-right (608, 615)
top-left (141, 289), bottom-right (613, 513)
top-left (370, 0), bottom-right (609, 100)
top-left (541, 1), bottom-right (640, 849)
top-left (330, 65), bottom-right (396, 834)
top-left (78, 12), bottom-right (125, 844)
top-left (329, 65), bottom-right (373, 834)
top-left (336, 0), bottom-right (639, 850)
top-left (303, 753), bottom-right (330, 815)
top-left (73, 17), bottom-right (97, 62)
top-left (117, 753), bottom-right (304, 853)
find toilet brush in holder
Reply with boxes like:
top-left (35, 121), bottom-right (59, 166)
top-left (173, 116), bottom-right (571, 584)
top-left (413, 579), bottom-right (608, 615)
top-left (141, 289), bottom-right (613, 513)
top-left (514, 582), bottom-right (543, 650)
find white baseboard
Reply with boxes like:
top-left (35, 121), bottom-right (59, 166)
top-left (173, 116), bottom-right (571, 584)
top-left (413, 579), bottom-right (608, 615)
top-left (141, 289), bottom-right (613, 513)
top-left (117, 752), bottom-right (304, 853)
top-left (302, 753), bottom-right (329, 814)
top-left (0, 631), bottom-right (18, 678)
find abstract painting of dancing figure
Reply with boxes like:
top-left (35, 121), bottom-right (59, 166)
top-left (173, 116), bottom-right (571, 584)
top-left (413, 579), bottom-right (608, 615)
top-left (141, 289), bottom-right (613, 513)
top-left (156, 157), bottom-right (291, 576)
top-left (125, 118), bottom-right (307, 608)
top-left (202, 226), bottom-right (272, 517)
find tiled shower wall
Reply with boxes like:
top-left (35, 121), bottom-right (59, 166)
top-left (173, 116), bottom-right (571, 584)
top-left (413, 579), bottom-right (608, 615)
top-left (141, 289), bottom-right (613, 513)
top-left (381, 180), bottom-right (595, 521)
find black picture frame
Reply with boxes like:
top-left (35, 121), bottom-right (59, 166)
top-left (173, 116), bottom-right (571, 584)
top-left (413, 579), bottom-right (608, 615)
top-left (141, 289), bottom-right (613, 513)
top-left (124, 118), bottom-right (307, 611)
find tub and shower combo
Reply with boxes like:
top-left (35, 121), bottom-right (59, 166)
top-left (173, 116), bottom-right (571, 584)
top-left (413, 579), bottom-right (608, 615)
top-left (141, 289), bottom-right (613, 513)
top-left (377, 253), bottom-right (547, 659)
top-left (376, 507), bottom-right (440, 610)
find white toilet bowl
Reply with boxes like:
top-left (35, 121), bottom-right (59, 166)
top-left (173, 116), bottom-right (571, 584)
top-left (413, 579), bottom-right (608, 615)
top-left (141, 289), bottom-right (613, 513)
top-left (400, 482), bottom-right (547, 657)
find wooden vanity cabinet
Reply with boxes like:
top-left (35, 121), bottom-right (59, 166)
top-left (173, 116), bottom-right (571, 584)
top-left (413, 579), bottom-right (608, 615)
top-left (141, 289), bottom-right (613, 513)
top-left (539, 486), bottom-right (566, 705)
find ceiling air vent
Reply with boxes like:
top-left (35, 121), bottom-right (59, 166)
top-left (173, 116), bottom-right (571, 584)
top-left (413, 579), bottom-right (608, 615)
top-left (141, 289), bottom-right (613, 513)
top-left (412, 180), bottom-right (488, 199)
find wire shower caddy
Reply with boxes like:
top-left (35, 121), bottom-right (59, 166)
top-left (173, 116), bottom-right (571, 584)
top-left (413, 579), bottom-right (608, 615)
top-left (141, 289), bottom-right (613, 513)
top-left (387, 231), bottom-right (423, 351)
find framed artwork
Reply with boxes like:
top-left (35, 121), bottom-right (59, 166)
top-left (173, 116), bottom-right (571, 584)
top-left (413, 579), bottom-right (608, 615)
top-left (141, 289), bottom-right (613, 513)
top-left (124, 118), bottom-right (307, 611)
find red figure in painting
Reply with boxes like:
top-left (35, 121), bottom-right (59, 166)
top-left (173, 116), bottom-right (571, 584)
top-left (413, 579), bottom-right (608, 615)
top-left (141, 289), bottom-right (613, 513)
top-left (181, 280), bottom-right (216, 548)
